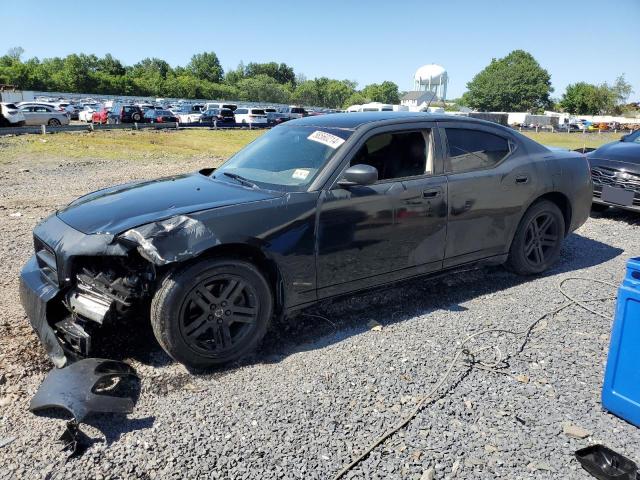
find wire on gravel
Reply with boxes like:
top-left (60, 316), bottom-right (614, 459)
top-left (332, 276), bottom-right (618, 479)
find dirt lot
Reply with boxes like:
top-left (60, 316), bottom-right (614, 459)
top-left (1, 130), bottom-right (639, 479)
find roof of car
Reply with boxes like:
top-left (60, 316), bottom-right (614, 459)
top-left (287, 111), bottom-right (488, 130)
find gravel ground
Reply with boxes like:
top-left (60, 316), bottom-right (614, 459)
top-left (1, 152), bottom-right (639, 480)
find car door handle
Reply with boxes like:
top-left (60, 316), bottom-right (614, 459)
top-left (422, 188), bottom-right (441, 198)
top-left (515, 175), bottom-right (529, 184)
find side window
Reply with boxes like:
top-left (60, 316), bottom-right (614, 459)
top-left (445, 128), bottom-right (510, 173)
top-left (350, 130), bottom-right (433, 181)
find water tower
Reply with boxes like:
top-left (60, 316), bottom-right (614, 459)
top-left (413, 64), bottom-right (448, 101)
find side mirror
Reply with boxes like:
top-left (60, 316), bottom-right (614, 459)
top-left (338, 164), bottom-right (378, 187)
top-left (621, 134), bottom-right (629, 142)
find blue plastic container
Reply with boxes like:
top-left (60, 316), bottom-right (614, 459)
top-left (602, 257), bottom-right (640, 428)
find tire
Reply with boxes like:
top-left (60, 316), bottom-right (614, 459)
top-left (48, 118), bottom-right (61, 126)
top-left (132, 112), bottom-right (142, 122)
top-left (506, 200), bottom-right (565, 275)
top-left (151, 258), bottom-right (273, 368)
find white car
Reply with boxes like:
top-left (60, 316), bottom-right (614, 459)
top-left (1, 102), bottom-right (26, 126)
top-left (19, 104), bottom-right (70, 126)
top-left (177, 112), bottom-right (203, 123)
top-left (234, 108), bottom-right (267, 125)
top-left (78, 105), bottom-right (100, 122)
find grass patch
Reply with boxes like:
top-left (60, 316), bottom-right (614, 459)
top-left (521, 131), bottom-right (620, 150)
top-left (0, 128), bottom-right (264, 163)
top-left (0, 128), bottom-right (620, 165)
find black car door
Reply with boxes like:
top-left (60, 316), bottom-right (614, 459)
top-left (439, 121), bottom-right (540, 268)
top-left (316, 122), bottom-right (448, 298)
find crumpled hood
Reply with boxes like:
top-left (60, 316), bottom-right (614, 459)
top-left (588, 141), bottom-right (640, 167)
top-left (57, 172), bottom-right (282, 235)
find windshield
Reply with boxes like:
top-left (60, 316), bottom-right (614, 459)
top-left (215, 126), bottom-right (351, 191)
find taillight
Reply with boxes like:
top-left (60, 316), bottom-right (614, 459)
top-left (120, 111), bottom-right (125, 119)
top-left (157, 117), bottom-right (163, 122)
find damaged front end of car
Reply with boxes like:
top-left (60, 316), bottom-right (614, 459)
top-left (19, 213), bottom-right (217, 368)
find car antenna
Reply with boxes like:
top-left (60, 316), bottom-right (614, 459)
top-left (424, 92), bottom-right (435, 112)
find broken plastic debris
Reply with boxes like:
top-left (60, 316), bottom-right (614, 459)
top-left (575, 444), bottom-right (638, 480)
top-left (30, 358), bottom-right (139, 423)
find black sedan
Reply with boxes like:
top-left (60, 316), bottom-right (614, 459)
top-left (144, 109), bottom-right (179, 124)
top-left (19, 112), bottom-right (592, 369)
top-left (589, 129), bottom-right (640, 212)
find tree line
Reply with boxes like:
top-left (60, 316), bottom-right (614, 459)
top-left (0, 47), bottom-right (634, 114)
top-left (0, 47), bottom-right (399, 109)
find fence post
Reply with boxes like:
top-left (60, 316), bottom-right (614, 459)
top-left (214, 120), bottom-right (217, 130)
top-left (249, 122), bottom-right (252, 130)
top-left (40, 125), bottom-right (46, 135)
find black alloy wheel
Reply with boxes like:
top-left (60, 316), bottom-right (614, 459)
top-left (151, 258), bottom-right (272, 368)
top-left (179, 276), bottom-right (259, 357)
top-left (506, 200), bottom-right (565, 275)
top-left (522, 212), bottom-right (559, 268)
top-left (48, 118), bottom-right (61, 126)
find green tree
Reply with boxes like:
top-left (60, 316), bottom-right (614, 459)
top-left (244, 62), bottom-right (296, 86)
top-left (559, 82), bottom-right (615, 115)
top-left (186, 52), bottom-right (223, 83)
top-left (361, 81), bottom-right (400, 104)
top-left (342, 92), bottom-right (368, 109)
top-left (464, 50), bottom-right (553, 111)
top-left (236, 75), bottom-right (291, 103)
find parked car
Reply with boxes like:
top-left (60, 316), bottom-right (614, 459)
top-left (589, 129), bottom-right (640, 213)
top-left (234, 108), bottom-right (267, 125)
top-left (266, 111), bottom-right (289, 126)
top-left (279, 106), bottom-right (307, 119)
top-left (78, 105), bottom-right (100, 123)
top-left (144, 109), bottom-right (179, 123)
top-left (0, 102), bottom-right (26, 126)
top-left (91, 106), bottom-right (110, 125)
top-left (18, 104), bottom-right (70, 126)
top-left (204, 103), bottom-right (237, 112)
top-left (19, 112), bottom-right (592, 369)
top-left (200, 108), bottom-right (235, 124)
top-left (107, 103), bottom-right (144, 124)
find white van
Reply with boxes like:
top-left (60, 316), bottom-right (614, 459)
top-left (234, 108), bottom-right (267, 124)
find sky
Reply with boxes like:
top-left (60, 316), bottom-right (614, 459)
top-left (4, 0), bottom-right (640, 100)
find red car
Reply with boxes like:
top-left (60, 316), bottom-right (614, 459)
top-left (91, 107), bottom-right (110, 124)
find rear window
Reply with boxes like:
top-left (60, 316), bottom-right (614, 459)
top-left (291, 108), bottom-right (305, 114)
top-left (4, 103), bottom-right (17, 109)
top-left (251, 109), bottom-right (266, 115)
top-left (445, 128), bottom-right (511, 173)
top-left (235, 109), bottom-right (248, 114)
top-left (221, 109), bottom-right (233, 116)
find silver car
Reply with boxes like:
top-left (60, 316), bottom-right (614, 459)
top-left (19, 104), bottom-right (70, 126)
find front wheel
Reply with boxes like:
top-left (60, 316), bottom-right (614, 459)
top-left (151, 258), bottom-right (273, 368)
top-left (506, 200), bottom-right (565, 275)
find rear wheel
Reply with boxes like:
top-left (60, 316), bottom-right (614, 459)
top-left (151, 258), bottom-right (272, 368)
top-left (132, 112), bottom-right (142, 122)
top-left (48, 118), bottom-right (61, 126)
top-left (506, 200), bottom-right (565, 275)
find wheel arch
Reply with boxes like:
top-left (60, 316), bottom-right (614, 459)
top-left (169, 242), bottom-right (285, 315)
top-left (534, 191), bottom-right (572, 237)
top-left (507, 191), bottom-right (573, 253)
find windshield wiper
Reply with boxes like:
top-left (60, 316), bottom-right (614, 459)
top-left (222, 171), bottom-right (259, 188)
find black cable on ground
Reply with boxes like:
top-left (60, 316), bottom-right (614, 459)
top-left (332, 276), bottom-right (618, 479)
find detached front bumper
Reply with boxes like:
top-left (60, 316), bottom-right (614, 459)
top-left (19, 255), bottom-right (67, 367)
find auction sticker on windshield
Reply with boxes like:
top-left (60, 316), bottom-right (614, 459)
top-left (307, 130), bottom-right (345, 149)
top-left (292, 169), bottom-right (310, 180)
